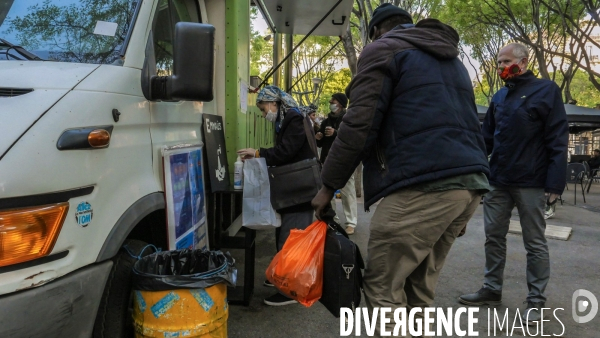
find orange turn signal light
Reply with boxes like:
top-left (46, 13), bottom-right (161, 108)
top-left (0, 203), bottom-right (69, 267)
top-left (88, 129), bottom-right (111, 148)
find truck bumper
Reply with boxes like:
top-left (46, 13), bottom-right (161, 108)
top-left (0, 261), bottom-right (113, 338)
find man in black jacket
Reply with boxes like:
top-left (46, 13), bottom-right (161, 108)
top-left (312, 4), bottom-right (490, 334)
top-left (316, 93), bottom-right (358, 234)
top-left (459, 43), bottom-right (568, 325)
top-left (590, 149), bottom-right (600, 170)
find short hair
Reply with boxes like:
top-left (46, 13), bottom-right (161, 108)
top-left (503, 43), bottom-right (529, 59)
top-left (377, 15), bottom-right (413, 33)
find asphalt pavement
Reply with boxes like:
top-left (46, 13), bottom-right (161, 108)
top-left (227, 183), bottom-right (600, 337)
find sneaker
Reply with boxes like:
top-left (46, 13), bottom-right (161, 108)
top-left (263, 293), bottom-right (297, 306)
top-left (458, 287), bottom-right (502, 306)
top-left (521, 301), bottom-right (546, 325)
top-left (544, 204), bottom-right (555, 220)
top-left (263, 279), bottom-right (274, 287)
top-left (345, 226), bottom-right (355, 235)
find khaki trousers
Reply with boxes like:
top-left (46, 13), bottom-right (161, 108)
top-left (364, 189), bottom-right (481, 337)
top-left (331, 172), bottom-right (358, 227)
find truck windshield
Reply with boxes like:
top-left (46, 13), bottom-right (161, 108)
top-left (0, 0), bottom-right (138, 64)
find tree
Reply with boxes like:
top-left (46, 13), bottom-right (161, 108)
top-left (250, 7), bottom-right (273, 78)
top-left (317, 68), bottom-right (353, 113)
top-left (290, 35), bottom-right (346, 107)
top-left (341, 0), bottom-right (444, 77)
top-left (7, 0), bottom-right (136, 64)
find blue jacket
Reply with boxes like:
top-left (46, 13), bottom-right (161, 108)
top-left (319, 19), bottom-right (490, 209)
top-left (482, 71), bottom-right (569, 194)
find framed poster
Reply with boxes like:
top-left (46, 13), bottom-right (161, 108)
top-left (202, 114), bottom-right (230, 192)
top-left (162, 144), bottom-right (209, 251)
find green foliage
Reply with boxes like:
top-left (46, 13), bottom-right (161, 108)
top-left (317, 68), bottom-right (352, 114)
top-left (250, 7), bottom-right (272, 77)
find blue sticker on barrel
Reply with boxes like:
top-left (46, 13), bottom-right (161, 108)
top-left (135, 290), bottom-right (146, 313)
top-left (151, 292), bottom-right (180, 318)
top-left (190, 289), bottom-right (214, 312)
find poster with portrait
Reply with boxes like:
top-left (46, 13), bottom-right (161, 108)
top-left (162, 144), bottom-right (209, 251)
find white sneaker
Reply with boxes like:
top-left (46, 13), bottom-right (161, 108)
top-left (544, 204), bottom-right (555, 220)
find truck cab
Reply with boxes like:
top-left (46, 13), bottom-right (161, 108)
top-left (0, 0), bottom-right (224, 336)
top-left (0, 0), bottom-right (352, 336)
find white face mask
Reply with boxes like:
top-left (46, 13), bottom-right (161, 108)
top-left (329, 103), bottom-right (338, 112)
top-left (265, 103), bottom-right (278, 122)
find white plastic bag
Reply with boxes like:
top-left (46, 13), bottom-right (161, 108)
top-left (242, 158), bottom-right (280, 229)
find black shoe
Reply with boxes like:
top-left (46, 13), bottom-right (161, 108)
top-left (263, 293), bottom-right (297, 306)
top-left (522, 301), bottom-right (546, 325)
top-left (263, 279), bottom-right (274, 287)
top-left (458, 287), bottom-right (502, 306)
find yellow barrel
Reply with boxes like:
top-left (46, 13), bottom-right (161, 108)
top-left (132, 283), bottom-right (228, 338)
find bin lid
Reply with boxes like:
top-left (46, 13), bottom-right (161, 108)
top-left (253, 0), bottom-right (354, 36)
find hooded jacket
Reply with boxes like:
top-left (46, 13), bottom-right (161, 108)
top-left (482, 71), bottom-right (568, 194)
top-left (320, 19), bottom-right (490, 209)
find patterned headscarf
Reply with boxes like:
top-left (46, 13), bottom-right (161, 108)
top-left (299, 105), bottom-right (316, 116)
top-left (256, 85), bottom-right (299, 113)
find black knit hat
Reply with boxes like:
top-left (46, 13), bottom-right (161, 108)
top-left (368, 3), bottom-right (412, 39)
top-left (331, 93), bottom-right (348, 108)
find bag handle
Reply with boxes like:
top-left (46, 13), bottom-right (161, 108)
top-left (298, 111), bottom-right (320, 162)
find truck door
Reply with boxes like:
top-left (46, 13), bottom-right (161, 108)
top-left (148, 0), bottom-right (206, 187)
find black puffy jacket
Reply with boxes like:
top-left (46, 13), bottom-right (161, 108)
top-left (482, 71), bottom-right (569, 194)
top-left (320, 19), bottom-right (490, 209)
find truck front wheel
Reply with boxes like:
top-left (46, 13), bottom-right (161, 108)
top-left (93, 239), bottom-right (149, 338)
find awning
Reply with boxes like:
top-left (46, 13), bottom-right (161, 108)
top-left (253, 0), bottom-right (354, 36)
top-left (477, 104), bottom-right (600, 134)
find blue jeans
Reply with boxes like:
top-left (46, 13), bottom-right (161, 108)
top-left (483, 186), bottom-right (549, 302)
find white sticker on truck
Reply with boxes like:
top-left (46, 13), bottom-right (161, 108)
top-left (93, 21), bottom-right (118, 37)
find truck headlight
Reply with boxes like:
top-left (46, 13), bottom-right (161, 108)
top-left (0, 203), bottom-right (69, 267)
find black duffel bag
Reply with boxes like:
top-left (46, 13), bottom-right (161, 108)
top-left (268, 111), bottom-right (322, 210)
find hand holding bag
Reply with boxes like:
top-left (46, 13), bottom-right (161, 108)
top-left (268, 112), bottom-right (322, 210)
top-left (242, 158), bottom-right (280, 229)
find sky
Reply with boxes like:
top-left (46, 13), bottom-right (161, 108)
top-left (251, 15), bottom-right (481, 81)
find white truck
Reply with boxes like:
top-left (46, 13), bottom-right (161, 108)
top-left (0, 0), bottom-right (224, 336)
top-left (0, 0), bottom-right (352, 336)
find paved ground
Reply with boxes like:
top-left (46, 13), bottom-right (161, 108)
top-left (227, 182), bottom-right (600, 337)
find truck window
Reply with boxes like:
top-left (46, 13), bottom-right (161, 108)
top-left (0, 0), bottom-right (138, 64)
top-left (152, 0), bottom-right (201, 76)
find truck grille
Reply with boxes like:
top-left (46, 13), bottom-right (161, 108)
top-left (0, 88), bottom-right (33, 97)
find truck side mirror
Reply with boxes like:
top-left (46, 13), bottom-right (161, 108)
top-left (142, 22), bottom-right (215, 102)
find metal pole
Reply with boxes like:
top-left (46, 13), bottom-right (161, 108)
top-left (254, 0), bottom-right (344, 90)
top-left (284, 34), bottom-right (293, 92)
top-left (288, 38), bottom-right (342, 92)
top-left (272, 33), bottom-right (282, 87)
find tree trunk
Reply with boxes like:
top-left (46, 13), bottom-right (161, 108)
top-left (342, 24), bottom-right (358, 77)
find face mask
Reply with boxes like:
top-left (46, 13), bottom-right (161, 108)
top-left (265, 103), bottom-right (278, 122)
top-left (329, 103), bottom-right (338, 112)
top-left (498, 63), bottom-right (522, 81)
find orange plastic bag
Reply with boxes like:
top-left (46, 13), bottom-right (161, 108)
top-left (265, 220), bottom-right (327, 307)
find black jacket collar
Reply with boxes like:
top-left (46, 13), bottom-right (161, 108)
top-left (505, 70), bottom-right (536, 88)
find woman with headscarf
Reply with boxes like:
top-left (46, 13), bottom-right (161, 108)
top-left (237, 85), bottom-right (315, 306)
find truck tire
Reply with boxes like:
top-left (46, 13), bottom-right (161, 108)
top-left (92, 239), bottom-right (150, 338)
